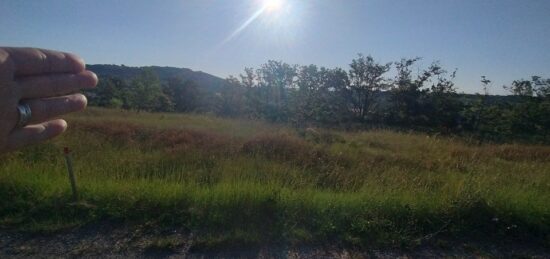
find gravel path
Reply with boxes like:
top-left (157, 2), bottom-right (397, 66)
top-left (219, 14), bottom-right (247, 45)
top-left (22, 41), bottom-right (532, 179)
top-left (1, 222), bottom-right (548, 258)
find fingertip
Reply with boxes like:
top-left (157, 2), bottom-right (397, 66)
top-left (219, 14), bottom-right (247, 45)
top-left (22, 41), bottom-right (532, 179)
top-left (89, 71), bottom-right (98, 85)
top-left (79, 70), bottom-right (99, 88)
top-left (65, 52), bottom-right (86, 72)
top-left (67, 93), bottom-right (88, 111)
top-left (59, 119), bottom-right (68, 131)
top-left (48, 119), bottom-right (68, 136)
top-left (75, 94), bottom-right (88, 110)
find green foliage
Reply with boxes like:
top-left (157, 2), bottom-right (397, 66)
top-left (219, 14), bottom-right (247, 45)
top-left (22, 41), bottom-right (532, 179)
top-left (348, 54), bottom-right (391, 122)
top-left (459, 76), bottom-right (550, 142)
top-left (87, 76), bottom-right (126, 108)
top-left (389, 58), bottom-right (430, 126)
top-left (291, 65), bottom-right (351, 126)
top-left (216, 76), bottom-right (246, 117)
top-left (166, 77), bottom-right (201, 112)
top-left (255, 60), bottom-right (297, 122)
top-left (130, 68), bottom-right (169, 112)
top-left (86, 57), bottom-right (550, 142)
top-left (503, 76), bottom-right (550, 98)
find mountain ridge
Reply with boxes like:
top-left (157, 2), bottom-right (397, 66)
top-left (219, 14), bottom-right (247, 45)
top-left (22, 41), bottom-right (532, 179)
top-left (87, 64), bottom-right (228, 92)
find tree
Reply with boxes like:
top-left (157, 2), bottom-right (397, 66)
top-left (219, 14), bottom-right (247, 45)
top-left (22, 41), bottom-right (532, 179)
top-left (426, 65), bottom-right (462, 131)
top-left (166, 77), bottom-right (201, 112)
top-left (255, 60), bottom-right (297, 122)
top-left (315, 67), bottom-right (352, 126)
top-left (348, 54), bottom-right (391, 122)
top-left (532, 76), bottom-right (550, 98)
top-left (503, 76), bottom-right (550, 139)
top-left (217, 76), bottom-right (246, 117)
top-left (87, 76), bottom-right (126, 109)
top-left (389, 59), bottom-right (463, 129)
top-left (504, 76), bottom-right (550, 99)
top-left (240, 67), bottom-right (256, 88)
top-left (130, 68), bottom-right (168, 112)
top-left (154, 93), bottom-right (175, 112)
top-left (291, 65), bottom-right (352, 127)
top-left (235, 67), bottom-right (263, 118)
top-left (461, 76), bottom-right (490, 135)
top-left (292, 64), bottom-right (322, 125)
top-left (504, 79), bottom-right (535, 97)
top-left (389, 58), bottom-right (428, 126)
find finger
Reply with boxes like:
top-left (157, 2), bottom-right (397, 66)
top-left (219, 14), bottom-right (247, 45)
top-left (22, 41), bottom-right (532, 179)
top-left (5, 119), bottom-right (67, 152)
top-left (25, 94), bottom-right (87, 125)
top-left (5, 48), bottom-right (86, 77)
top-left (17, 70), bottom-right (98, 99)
top-left (0, 49), bottom-right (14, 80)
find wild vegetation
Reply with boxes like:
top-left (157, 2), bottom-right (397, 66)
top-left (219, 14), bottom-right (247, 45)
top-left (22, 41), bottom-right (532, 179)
top-left (87, 55), bottom-right (550, 143)
top-left (0, 108), bottom-right (548, 249)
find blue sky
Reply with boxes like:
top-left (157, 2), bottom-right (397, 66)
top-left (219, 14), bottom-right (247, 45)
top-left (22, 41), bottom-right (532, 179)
top-left (1, 0), bottom-right (549, 94)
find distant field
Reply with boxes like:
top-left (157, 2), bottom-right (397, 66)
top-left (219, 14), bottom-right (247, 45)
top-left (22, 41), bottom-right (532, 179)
top-left (0, 107), bottom-right (549, 249)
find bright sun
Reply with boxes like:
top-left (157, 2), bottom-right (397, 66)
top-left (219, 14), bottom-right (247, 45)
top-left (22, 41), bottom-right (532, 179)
top-left (219, 0), bottom-right (293, 45)
top-left (263, 0), bottom-right (284, 12)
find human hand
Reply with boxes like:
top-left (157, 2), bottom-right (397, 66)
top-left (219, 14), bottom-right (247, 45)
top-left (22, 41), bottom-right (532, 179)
top-left (0, 47), bottom-right (98, 153)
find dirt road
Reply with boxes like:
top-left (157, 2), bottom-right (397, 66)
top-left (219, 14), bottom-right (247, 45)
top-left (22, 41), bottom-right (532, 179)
top-left (0, 222), bottom-right (548, 258)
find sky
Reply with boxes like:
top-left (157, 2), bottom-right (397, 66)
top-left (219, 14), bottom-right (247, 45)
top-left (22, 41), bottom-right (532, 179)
top-left (1, 0), bottom-right (549, 95)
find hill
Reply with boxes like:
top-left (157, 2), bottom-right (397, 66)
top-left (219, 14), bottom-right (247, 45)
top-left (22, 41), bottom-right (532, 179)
top-left (87, 64), bottom-right (228, 92)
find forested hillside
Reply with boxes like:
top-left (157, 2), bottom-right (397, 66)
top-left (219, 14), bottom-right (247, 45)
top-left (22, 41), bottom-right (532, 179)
top-left (87, 64), bottom-right (227, 92)
top-left (85, 55), bottom-right (550, 143)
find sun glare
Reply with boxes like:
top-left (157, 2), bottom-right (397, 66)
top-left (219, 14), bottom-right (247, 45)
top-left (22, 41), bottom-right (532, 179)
top-left (219, 0), bottom-right (296, 46)
top-left (263, 0), bottom-right (284, 12)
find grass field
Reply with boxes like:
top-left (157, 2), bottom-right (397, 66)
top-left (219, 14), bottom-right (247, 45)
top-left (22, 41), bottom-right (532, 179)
top-left (0, 107), bottom-right (549, 250)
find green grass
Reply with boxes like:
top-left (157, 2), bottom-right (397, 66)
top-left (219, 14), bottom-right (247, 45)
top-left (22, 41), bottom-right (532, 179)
top-left (0, 107), bottom-right (549, 249)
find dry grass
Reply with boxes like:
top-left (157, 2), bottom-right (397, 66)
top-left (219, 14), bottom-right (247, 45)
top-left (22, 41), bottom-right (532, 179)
top-left (0, 107), bottom-right (548, 249)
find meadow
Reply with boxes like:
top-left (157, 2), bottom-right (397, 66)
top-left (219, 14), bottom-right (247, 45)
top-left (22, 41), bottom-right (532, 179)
top-left (0, 107), bottom-right (549, 249)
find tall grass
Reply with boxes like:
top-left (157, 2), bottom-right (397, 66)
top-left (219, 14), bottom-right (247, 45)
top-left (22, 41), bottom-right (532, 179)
top-left (0, 107), bottom-right (548, 248)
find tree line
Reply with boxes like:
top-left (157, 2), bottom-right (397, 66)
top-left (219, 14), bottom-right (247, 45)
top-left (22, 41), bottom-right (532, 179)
top-left (86, 54), bottom-right (550, 143)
